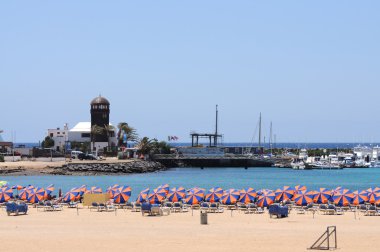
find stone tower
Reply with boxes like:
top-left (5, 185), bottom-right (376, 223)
top-left (90, 95), bottom-right (110, 142)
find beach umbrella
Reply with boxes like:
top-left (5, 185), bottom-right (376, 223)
top-left (331, 187), bottom-right (343, 195)
top-left (205, 187), bottom-right (224, 203)
top-left (221, 189), bottom-right (240, 205)
top-left (295, 185), bottom-right (307, 193)
top-left (167, 187), bottom-right (186, 203)
top-left (313, 188), bottom-right (332, 204)
top-left (19, 188), bottom-right (30, 200)
top-left (0, 181), bottom-right (8, 187)
top-left (239, 188), bottom-right (257, 204)
top-left (352, 190), bottom-right (369, 205)
top-left (113, 186), bottom-right (132, 204)
top-left (27, 187), bottom-right (46, 204)
top-left (366, 188), bottom-right (380, 203)
top-left (63, 190), bottom-right (80, 203)
top-left (0, 187), bottom-right (13, 203)
top-left (45, 184), bottom-right (55, 195)
top-left (257, 190), bottom-right (275, 207)
top-left (86, 186), bottom-right (102, 194)
top-left (185, 188), bottom-right (204, 205)
top-left (157, 184), bottom-right (170, 195)
top-left (12, 185), bottom-right (24, 190)
top-left (332, 189), bottom-right (354, 206)
top-left (77, 185), bottom-right (87, 196)
top-left (136, 188), bottom-right (149, 203)
top-left (275, 186), bottom-right (295, 202)
top-left (107, 184), bottom-right (120, 197)
top-left (148, 188), bottom-right (167, 204)
top-left (294, 191), bottom-right (315, 206)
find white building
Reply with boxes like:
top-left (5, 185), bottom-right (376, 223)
top-left (47, 124), bottom-right (69, 152)
top-left (68, 122), bottom-right (117, 152)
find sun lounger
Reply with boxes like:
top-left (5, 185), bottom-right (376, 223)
top-left (133, 202), bottom-right (142, 212)
top-left (43, 201), bottom-right (63, 211)
top-left (6, 202), bottom-right (28, 216)
top-left (238, 204), bottom-right (248, 213)
top-left (141, 202), bottom-right (152, 216)
top-left (245, 203), bottom-right (257, 214)
top-left (200, 202), bottom-right (210, 212)
top-left (269, 204), bottom-right (288, 218)
top-left (90, 202), bottom-right (99, 211)
top-left (172, 202), bottom-right (182, 213)
top-left (365, 206), bottom-right (377, 216)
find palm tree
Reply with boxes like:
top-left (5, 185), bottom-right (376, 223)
top-left (117, 122), bottom-right (138, 147)
top-left (91, 125), bottom-right (104, 151)
top-left (136, 137), bottom-right (156, 155)
top-left (104, 124), bottom-right (115, 148)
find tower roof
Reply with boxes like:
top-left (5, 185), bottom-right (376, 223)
top-left (91, 95), bottom-right (110, 105)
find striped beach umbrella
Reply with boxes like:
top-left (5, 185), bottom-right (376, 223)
top-left (113, 186), bottom-right (132, 204)
top-left (63, 190), bottom-right (80, 203)
top-left (275, 186), bottom-right (295, 202)
top-left (332, 189), bottom-right (354, 206)
top-left (185, 188), bottom-right (204, 205)
top-left (87, 186), bottom-right (103, 194)
top-left (205, 187), bottom-right (223, 203)
top-left (157, 184), bottom-right (170, 195)
top-left (257, 190), bottom-right (275, 207)
top-left (107, 184), bottom-right (120, 197)
top-left (221, 189), bottom-right (240, 205)
top-left (352, 190), bottom-right (369, 205)
top-left (294, 191), bottom-right (315, 206)
top-left (12, 185), bottom-right (24, 190)
top-left (27, 187), bottom-right (46, 204)
top-left (239, 188), bottom-right (257, 204)
top-left (332, 187), bottom-right (343, 195)
top-left (148, 188), bottom-right (167, 204)
top-left (367, 188), bottom-right (380, 204)
top-left (19, 188), bottom-right (30, 200)
top-left (167, 187), bottom-right (186, 203)
top-left (45, 184), bottom-right (55, 195)
top-left (0, 187), bottom-right (13, 203)
top-left (136, 188), bottom-right (150, 203)
top-left (313, 188), bottom-right (332, 204)
top-left (295, 185), bottom-right (307, 193)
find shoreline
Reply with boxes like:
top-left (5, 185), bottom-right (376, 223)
top-left (0, 158), bottom-right (166, 176)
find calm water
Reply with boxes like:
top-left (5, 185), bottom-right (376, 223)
top-left (2, 168), bottom-right (380, 198)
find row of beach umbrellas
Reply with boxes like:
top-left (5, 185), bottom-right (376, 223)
top-left (1, 183), bottom-right (380, 207)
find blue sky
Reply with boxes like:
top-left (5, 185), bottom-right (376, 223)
top-left (1, 1), bottom-right (379, 143)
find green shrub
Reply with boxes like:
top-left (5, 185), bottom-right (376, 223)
top-left (0, 155), bottom-right (4, 162)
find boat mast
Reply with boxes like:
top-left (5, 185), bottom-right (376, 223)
top-left (270, 121), bottom-right (273, 155)
top-left (214, 104), bottom-right (218, 146)
top-left (258, 112), bottom-right (262, 150)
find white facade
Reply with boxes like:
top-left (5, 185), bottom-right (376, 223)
top-left (47, 124), bottom-right (69, 151)
top-left (68, 122), bottom-right (117, 151)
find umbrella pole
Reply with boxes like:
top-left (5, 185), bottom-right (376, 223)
top-left (76, 205), bottom-right (79, 216)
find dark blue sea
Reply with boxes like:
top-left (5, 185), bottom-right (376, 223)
top-left (2, 167), bottom-right (379, 199)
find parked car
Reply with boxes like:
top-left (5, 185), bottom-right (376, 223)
top-left (77, 153), bottom-right (99, 160)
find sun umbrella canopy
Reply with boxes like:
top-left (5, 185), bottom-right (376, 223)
top-left (313, 188), bottom-right (332, 204)
top-left (239, 188), bottom-right (257, 204)
top-left (0, 187), bottom-right (13, 203)
top-left (275, 186), bottom-right (295, 202)
top-left (63, 190), bottom-right (80, 203)
top-left (295, 185), bottom-right (307, 194)
top-left (113, 186), bottom-right (132, 204)
top-left (352, 190), bottom-right (369, 205)
top-left (205, 187), bottom-right (223, 203)
top-left (148, 188), bottom-right (167, 204)
top-left (45, 184), bottom-right (55, 195)
top-left (78, 185), bottom-right (87, 196)
top-left (257, 190), bottom-right (275, 207)
top-left (19, 189), bottom-right (30, 200)
top-left (185, 188), bottom-right (204, 205)
top-left (221, 189), bottom-right (240, 205)
top-left (27, 187), bottom-right (46, 204)
top-left (157, 184), bottom-right (170, 195)
top-left (136, 188), bottom-right (150, 203)
top-left (12, 185), bottom-right (24, 190)
top-left (87, 186), bottom-right (103, 194)
top-left (167, 187), bottom-right (186, 202)
top-left (294, 191), bottom-right (315, 206)
top-left (332, 189), bottom-right (354, 206)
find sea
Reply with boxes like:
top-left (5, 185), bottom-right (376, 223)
top-left (3, 142), bottom-right (379, 198)
top-left (3, 167), bottom-right (379, 199)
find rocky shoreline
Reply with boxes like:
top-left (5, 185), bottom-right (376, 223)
top-left (0, 160), bottom-right (167, 176)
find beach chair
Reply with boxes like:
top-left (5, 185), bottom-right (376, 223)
top-left (365, 205), bottom-right (377, 216)
top-left (359, 205), bottom-right (367, 214)
top-left (36, 201), bottom-right (46, 212)
top-left (90, 202), bottom-right (99, 212)
top-left (255, 207), bottom-right (264, 214)
top-left (133, 202), bottom-right (142, 212)
top-left (200, 202), bottom-right (210, 212)
top-left (246, 203), bottom-right (257, 214)
top-left (6, 202), bottom-right (28, 216)
top-left (319, 204), bottom-right (328, 215)
top-left (141, 202), bottom-right (152, 216)
top-left (209, 203), bottom-right (219, 213)
top-left (238, 204), bottom-right (248, 213)
top-left (172, 202), bottom-right (182, 213)
top-left (98, 203), bottom-right (106, 212)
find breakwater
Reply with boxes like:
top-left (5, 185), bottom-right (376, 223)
top-left (51, 160), bottom-right (166, 175)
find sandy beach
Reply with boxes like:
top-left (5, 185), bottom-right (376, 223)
top-left (1, 206), bottom-right (379, 252)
